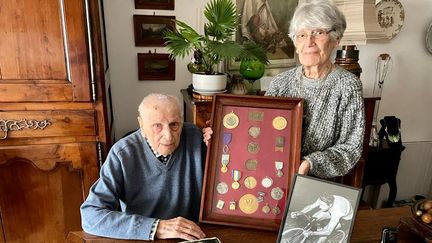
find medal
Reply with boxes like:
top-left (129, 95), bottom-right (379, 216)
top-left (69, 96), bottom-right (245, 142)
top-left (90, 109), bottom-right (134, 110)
top-left (239, 194), bottom-right (259, 214)
top-left (248, 111), bottom-right (264, 121)
top-left (223, 111), bottom-right (239, 129)
top-left (222, 133), bottom-right (232, 154)
top-left (270, 187), bottom-right (284, 201)
top-left (221, 154), bottom-right (229, 173)
top-left (275, 161), bottom-right (284, 177)
top-left (272, 205), bottom-right (281, 215)
top-left (231, 169), bottom-right (242, 189)
top-left (216, 200), bottom-right (225, 209)
top-left (272, 116), bottom-right (287, 130)
top-left (244, 176), bottom-right (257, 189)
top-left (229, 201), bottom-right (236, 210)
top-left (262, 203), bottom-right (271, 214)
top-left (247, 142), bottom-right (259, 154)
top-left (216, 182), bottom-right (229, 194)
top-left (248, 126), bottom-right (261, 138)
top-left (275, 136), bottom-right (284, 152)
top-left (261, 176), bottom-right (273, 188)
top-left (245, 159), bottom-right (258, 170)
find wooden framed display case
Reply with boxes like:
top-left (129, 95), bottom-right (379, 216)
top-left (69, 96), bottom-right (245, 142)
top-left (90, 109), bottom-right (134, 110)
top-left (199, 94), bottom-right (303, 231)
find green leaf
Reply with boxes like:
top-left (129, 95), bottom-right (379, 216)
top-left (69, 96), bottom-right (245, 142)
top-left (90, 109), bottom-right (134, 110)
top-left (204, 0), bottom-right (237, 40)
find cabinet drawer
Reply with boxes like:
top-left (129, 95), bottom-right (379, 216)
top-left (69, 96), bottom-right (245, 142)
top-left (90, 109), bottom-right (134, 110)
top-left (0, 110), bottom-right (96, 139)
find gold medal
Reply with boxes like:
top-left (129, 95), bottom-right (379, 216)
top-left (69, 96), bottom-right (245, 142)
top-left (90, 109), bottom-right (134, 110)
top-left (272, 116), bottom-right (287, 130)
top-left (223, 111), bottom-right (239, 129)
top-left (232, 181), bottom-right (240, 189)
top-left (244, 176), bottom-right (257, 189)
top-left (231, 169), bottom-right (241, 190)
top-left (239, 194), bottom-right (259, 214)
top-left (221, 166), bottom-right (228, 173)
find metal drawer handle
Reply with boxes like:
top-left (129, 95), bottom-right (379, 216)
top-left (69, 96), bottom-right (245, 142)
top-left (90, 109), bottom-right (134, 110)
top-left (0, 119), bottom-right (52, 140)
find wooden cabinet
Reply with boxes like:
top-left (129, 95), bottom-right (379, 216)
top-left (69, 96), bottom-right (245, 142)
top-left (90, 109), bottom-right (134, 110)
top-left (0, 0), bottom-right (109, 242)
top-left (181, 89), bottom-right (378, 187)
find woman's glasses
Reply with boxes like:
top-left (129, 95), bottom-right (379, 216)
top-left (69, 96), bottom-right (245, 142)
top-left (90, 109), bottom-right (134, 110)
top-left (294, 29), bottom-right (333, 42)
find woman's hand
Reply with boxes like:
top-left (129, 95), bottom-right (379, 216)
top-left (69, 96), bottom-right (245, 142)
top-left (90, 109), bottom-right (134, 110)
top-left (156, 216), bottom-right (205, 241)
top-left (202, 127), bottom-right (213, 147)
top-left (298, 160), bottom-right (311, 175)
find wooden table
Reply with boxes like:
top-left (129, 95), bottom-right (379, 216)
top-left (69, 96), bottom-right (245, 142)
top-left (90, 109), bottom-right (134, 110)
top-left (66, 207), bottom-right (424, 242)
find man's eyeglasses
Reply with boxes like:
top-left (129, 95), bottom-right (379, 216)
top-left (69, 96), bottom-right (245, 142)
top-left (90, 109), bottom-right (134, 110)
top-left (294, 29), bottom-right (333, 42)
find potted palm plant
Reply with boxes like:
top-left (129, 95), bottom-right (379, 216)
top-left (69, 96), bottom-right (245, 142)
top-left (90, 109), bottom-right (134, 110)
top-left (163, 0), bottom-right (268, 92)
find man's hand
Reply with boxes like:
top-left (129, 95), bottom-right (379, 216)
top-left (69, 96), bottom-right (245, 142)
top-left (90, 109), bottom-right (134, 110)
top-left (202, 127), bottom-right (213, 147)
top-left (156, 217), bottom-right (206, 241)
top-left (298, 160), bottom-right (311, 175)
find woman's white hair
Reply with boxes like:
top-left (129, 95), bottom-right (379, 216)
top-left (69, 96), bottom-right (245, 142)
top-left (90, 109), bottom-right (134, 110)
top-left (138, 93), bottom-right (183, 120)
top-left (289, 0), bottom-right (346, 41)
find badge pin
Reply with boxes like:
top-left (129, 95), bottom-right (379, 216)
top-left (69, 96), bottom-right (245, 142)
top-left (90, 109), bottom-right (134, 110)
top-left (216, 200), bottom-right (225, 209)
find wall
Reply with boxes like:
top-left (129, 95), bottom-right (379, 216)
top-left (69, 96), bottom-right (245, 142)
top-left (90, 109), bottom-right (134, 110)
top-left (103, 0), bottom-right (432, 202)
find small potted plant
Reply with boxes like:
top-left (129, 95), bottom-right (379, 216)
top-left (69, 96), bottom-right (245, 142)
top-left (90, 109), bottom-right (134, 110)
top-left (163, 0), bottom-right (268, 92)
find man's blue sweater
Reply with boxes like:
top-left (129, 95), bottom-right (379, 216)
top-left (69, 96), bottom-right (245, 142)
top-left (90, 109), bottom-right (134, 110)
top-left (80, 123), bottom-right (205, 240)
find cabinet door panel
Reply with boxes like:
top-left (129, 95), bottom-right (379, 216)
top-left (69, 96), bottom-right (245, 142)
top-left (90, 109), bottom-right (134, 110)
top-left (0, 0), bottom-right (91, 101)
top-left (0, 143), bottom-right (99, 242)
top-left (0, 110), bottom-right (96, 139)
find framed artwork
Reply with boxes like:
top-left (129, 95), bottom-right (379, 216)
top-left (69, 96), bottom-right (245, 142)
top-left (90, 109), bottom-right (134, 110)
top-left (137, 53), bottom-right (175, 80)
top-left (199, 94), bottom-right (303, 231)
top-left (228, 0), bottom-right (299, 70)
top-left (133, 15), bottom-right (175, 46)
top-left (277, 175), bottom-right (362, 243)
top-left (135, 0), bottom-right (174, 10)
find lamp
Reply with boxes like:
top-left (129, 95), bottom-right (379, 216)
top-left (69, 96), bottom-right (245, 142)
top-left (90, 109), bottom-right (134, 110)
top-left (334, 0), bottom-right (387, 77)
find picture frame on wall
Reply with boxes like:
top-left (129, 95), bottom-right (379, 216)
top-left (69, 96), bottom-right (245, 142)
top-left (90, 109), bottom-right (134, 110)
top-left (276, 174), bottom-right (362, 243)
top-left (137, 53), bottom-right (175, 80)
top-left (199, 94), bottom-right (303, 231)
top-left (228, 0), bottom-right (299, 70)
top-left (135, 0), bottom-right (175, 10)
top-left (133, 15), bottom-right (175, 46)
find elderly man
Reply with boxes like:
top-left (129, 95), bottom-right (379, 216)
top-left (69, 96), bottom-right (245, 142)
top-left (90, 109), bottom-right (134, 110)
top-left (80, 93), bottom-right (206, 241)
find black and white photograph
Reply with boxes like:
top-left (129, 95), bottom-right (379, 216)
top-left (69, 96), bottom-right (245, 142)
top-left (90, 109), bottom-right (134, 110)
top-left (277, 175), bottom-right (362, 243)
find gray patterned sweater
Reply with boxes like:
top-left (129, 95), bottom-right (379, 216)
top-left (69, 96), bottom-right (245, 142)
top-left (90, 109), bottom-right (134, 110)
top-left (265, 65), bottom-right (365, 178)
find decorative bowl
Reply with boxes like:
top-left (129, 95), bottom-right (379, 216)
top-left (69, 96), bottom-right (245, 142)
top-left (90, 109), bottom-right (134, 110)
top-left (410, 199), bottom-right (432, 235)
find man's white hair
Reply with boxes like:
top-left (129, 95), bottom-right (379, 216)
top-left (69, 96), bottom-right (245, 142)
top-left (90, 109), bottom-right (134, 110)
top-left (138, 93), bottom-right (183, 120)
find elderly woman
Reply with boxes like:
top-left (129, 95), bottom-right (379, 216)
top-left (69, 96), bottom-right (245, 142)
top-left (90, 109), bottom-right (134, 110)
top-left (265, 0), bottom-right (365, 178)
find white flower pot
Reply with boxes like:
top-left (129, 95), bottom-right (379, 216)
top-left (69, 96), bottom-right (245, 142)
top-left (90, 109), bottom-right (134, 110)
top-left (192, 73), bottom-right (227, 92)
